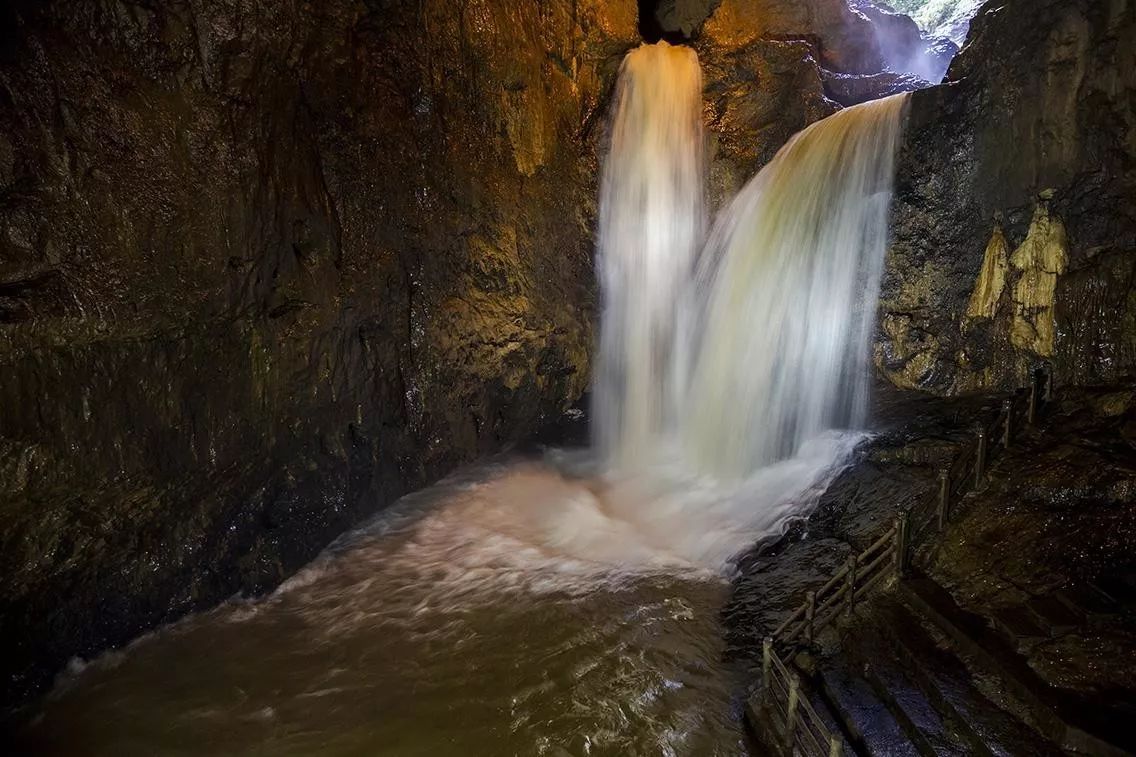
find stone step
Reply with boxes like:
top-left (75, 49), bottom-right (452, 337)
top-left (1053, 583), bottom-right (1120, 621)
top-left (1023, 593), bottom-right (1083, 636)
top-left (988, 604), bottom-right (1049, 650)
top-left (842, 611), bottom-right (969, 757)
top-left (803, 683), bottom-right (857, 756)
top-left (816, 652), bottom-right (923, 757)
top-left (872, 599), bottom-right (1064, 757)
top-left (899, 577), bottom-right (1136, 757)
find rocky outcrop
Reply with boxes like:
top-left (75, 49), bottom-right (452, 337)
top-left (699, 38), bottom-right (839, 210)
top-left (881, 0), bottom-right (985, 43)
top-left (702, 0), bottom-right (892, 73)
top-left (822, 69), bottom-right (928, 107)
top-left (0, 0), bottom-right (638, 703)
top-left (877, 0), bottom-right (1136, 394)
top-left (693, 0), bottom-right (953, 209)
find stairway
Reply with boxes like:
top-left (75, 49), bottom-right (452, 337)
top-left (899, 577), bottom-right (1136, 755)
top-left (807, 578), bottom-right (1136, 756)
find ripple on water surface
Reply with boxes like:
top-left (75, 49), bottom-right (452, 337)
top-left (17, 437), bottom-right (858, 756)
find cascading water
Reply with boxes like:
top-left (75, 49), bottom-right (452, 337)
top-left (20, 45), bottom-right (914, 757)
top-left (594, 44), bottom-right (908, 480)
top-left (682, 94), bottom-right (909, 477)
top-left (592, 42), bottom-right (705, 469)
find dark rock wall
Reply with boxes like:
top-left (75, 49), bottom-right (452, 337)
top-left (695, 0), bottom-right (937, 210)
top-left (0, 0), bottom-right (637, 702)
top-left (878, 0), bottom-right (1136, 393)
top-left (0, 0), bottom-right (1044, 707)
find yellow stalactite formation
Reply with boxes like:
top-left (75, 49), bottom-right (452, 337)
top-left (965, 223), bottom-right (1010, 322)
top-left (1009, 201), bottom-right (1068, 357)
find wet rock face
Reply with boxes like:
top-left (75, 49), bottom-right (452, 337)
top-left (822, 69), bottom-right (928, 108)
top-left (699, 38), bottom-right (839, 211)
top-left (878, 0), bottom-right (1136, 394)
top-left (0, 0), bottom-right (637, 702)
top-left (924, 386), bottom-right (1136, 695)
top-left (703, 0), bottom-right (888, 73)
top-left (694, 0), bottom-right (944, 210)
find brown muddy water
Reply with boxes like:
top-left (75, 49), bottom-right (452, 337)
top-left (12, 438), bottom-right (859, 756)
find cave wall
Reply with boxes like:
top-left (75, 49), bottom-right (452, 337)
top-left (0, 0), bottom-right (638, 702)
top-left (694, 0), bottom-right (944, 211)
top-left (878, 0), bottom-right (1136, 393)
top-left (0, 0), bottom-right (961, 705)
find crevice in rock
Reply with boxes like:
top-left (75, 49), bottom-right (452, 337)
top-left (637, 0), bottom-right (719, 44)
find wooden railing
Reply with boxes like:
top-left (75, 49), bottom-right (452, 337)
top-left (754, 639), bottom-right (844, 756)
top-left (907, 366), bottom-right (1048, 546)
top-left (752, 505), bottom-right (908, 755)
top-left (767, 366), bottom-right (1049, 652)
top-left (750, 366), bottom-right (1052, 752)
top-left (772, 514), bottom-right (908, 649)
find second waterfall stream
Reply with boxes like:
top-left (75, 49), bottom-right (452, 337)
top-left (22, 39), bottom-right (916, 757)
top-left (595, 41), bottom-right (909, 481)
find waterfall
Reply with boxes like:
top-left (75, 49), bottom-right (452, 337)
top-left (683, 94), bottom-right (910, 477)
top-left (592, 42), bottom-right (705, 469)
top-left (594, 42), bottom-right (909, 479)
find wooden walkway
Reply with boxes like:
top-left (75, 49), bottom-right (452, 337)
top-left (747, 369), bottom-right (1050, 757)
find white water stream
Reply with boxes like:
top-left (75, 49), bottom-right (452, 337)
top-left (683, 94), bottom-right (909, 476)
top-left (594, 42), bottom-right (909, 481)
top-left (20, 42), bottom-right (912, 757)
top-left (593, 42), bottom-right (705, 470)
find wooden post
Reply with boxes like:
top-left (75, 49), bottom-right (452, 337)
top-left (1028, 370), bottom-right (1040, 425)
top-left (1002, 399), bottom-right (1013, 447)
top-left (804, 591), bottom-right (817, 644)
top-left (762, 637), bottom-right (773, 703)
top-left (785, 673), bottom-right (801, 748)
top-left (937, 468), bottom-right (951, 530)
top-left (829, 735), bottom-right (844, 757)
top-left (974, 426), bottom-right (987, 488)
top-left (845, 554), bottom-right (858, 617)
top-left (894, 513), bottom-right (909, 578)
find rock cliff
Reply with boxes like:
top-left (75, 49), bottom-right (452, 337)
top-left (0, 0), bottom-right (638, 703)
top-left (878, 0), bottom-right (1136, 393)
top-left (6, 0), bottom-right (1110, 709)
top-left (694, 0), bottom-right (944, 209)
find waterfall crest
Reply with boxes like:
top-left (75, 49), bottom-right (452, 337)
top-left (592, 42), bottom-right (705, 469)
top-left (682, 94), bottom-right (910, 477)
top-left (594, 42), bottom-right (908, 480)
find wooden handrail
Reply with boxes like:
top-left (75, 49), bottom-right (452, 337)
top-left (853, 564), bottom-right (892, 602)
top-left (752, 368), bottom-right (1052, 756)
top-left (856, 540), bottom-right (893, 579)
top-left (767, 369), bottom-right (1052, 651)
top-left (814, 561), bottom-right (852, 599)
top-left (772, 604), bottom-right (806, 639)
top-left (809, 522), bottom-right (898, 612)
top-left (859, 522), bottom-right (899, 561)
top-left (758, 638), bottom-right (844, 756)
